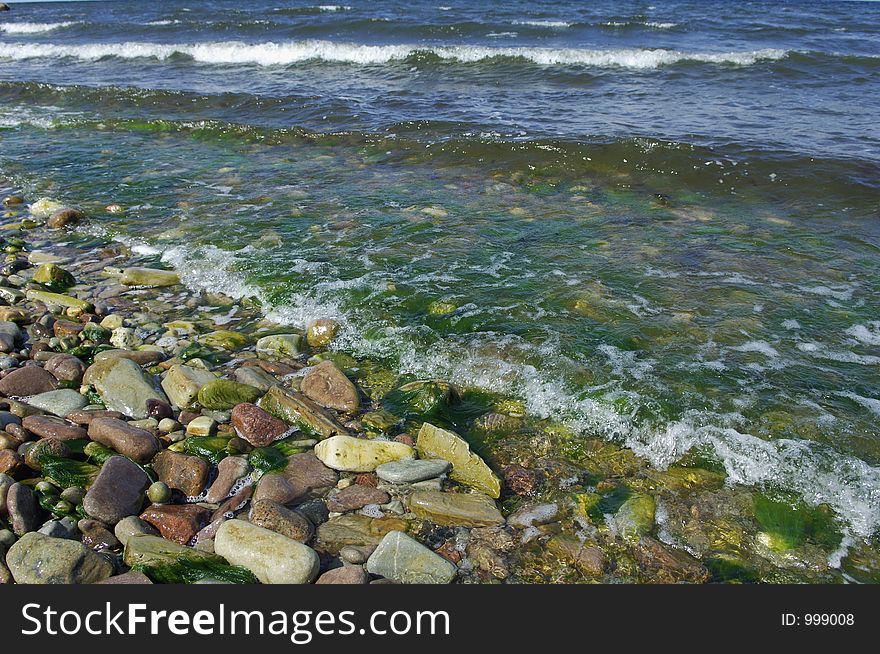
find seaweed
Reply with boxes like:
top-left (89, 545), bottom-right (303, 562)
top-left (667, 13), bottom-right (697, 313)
top-left (273, 438), bottom-right (308, 457)
top-left (753, 492), bottom-right (842, 552)
top-left (37, 455), bottom-right (101, 489)
top-left (134, 557), bottom-right (259, 584)
top-left (84, 441), bottom-right (116, 465)
top-left (248, 446), bottom-right (287, 474)
top-left (183, 436), bottom-right (233, 463)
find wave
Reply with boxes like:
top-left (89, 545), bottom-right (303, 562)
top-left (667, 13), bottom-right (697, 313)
top-left (512, 20), bottom-right (572, 28)
top-left (0, 21), bottom-right (78, 34)
top-left (0, 40), bottom-right (791, 69)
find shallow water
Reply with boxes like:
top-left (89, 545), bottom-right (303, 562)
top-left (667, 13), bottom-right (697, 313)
top-left (1, 0), bottom-right (879, 545)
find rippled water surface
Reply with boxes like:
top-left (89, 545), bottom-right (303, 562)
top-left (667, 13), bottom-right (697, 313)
top-left (1, 0), bottom-right (879, 544)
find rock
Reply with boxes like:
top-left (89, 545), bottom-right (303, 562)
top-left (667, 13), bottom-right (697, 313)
top-left (0, 4), bottom-right (9, 11)
top-left (114, 516), bottom-right (159, 548)
top-left (249, 499), bottom-right (314, 542)
top-left (230, 402), bottom-right (287, 447)
top-left (83, 456), bottom-right (150, 524)
top-left (502, 464), bottom-right (543, 496)
top-left (326, 485), bottom-right (390, 513)
top-left (315, 514), bottom-right (408, 555)
top-left (23, 438), bottom-right (69, 470)
top-left (205, 455), bottom-right (251, 503)
top-left (214, 519), bottom-right (319, 584)
top-left (96, 571), bottom-right (153, 585)
top-left (315, 565), bottom-right (368, 584)
top-left (408, 490), bottom-right (504, 527)
top-left (43, 354), bottom-right (87, 383)
top-left (0, 449), bottom-right (22, 476)
top-left (94, 349), bottom-right (164, 366)
top-left (375, 458), bottom-right (450, 484)
top-left (633, 536), bottom-right (709, 583)
top-left (339, 545), bottom-right (372, 564)
top-left (201, 330), bottom-right (248, 351)
top-left (416, 423), bottom-right (501, 498)
top-left (32, 263), bottom-right (75, 291)
top-left (508, 502), bottom-right (559, 529)
top-left (366, 531), bottom-right (457, 584)
top-left (83, 357), bottom-right (168, 419)
top-left (47, 208), bottom-right (85, 229)
top-left (7, 532), bottom-right (113, 583)
top-left (300, 361), bottom-right (360, 413)
top-left (123, 534), bottom-right (217, 568)
top-left (255, 333), bottom-right (302, 358)
top-left (21, 415), bottom-right (88, 441)
top-left (257, 385), bottom-right (349, 438)
top-left (315, 435), bottom-right (415, 472)
top-left (186, 416), bottom-right (215, 436)
top-left (78, 519), bottom-right (120, 551)
top-left (614, 493), bottom-right (656, 541)
top-left (110, 327), bottom-right (141, 349)
top-left (26, 289), bottom-right (93, 312)
top-left (24, 389), bottom-right (89, 417)
top-left (38, 516), bottom-right (79, 539)
top-left (53, 319), bottom-right (84, 338)
top-left (233, 366), bottom-right (278, 391)
top-left (0, 321), bottom-right (20, 353)
top-left (547, 536), bottom-right (606, 576)
top-left (7, 482), bottom-right (40, 535)
top-left (281, 452), bottom-right (338, 492)
top-left (139, 504), bottom-right (211, 545)
top-left (65, 409), bottom-right (125, 425)
top-left (306, 319), bottom-right (338, 348)
top-left (197, 379), bottom-right (262, 411)
top-left (0, 365), bottom-right (58, 397)
top-left (119, 267), bottom-right (180, 287)
top-left (151, 450), bottom-right (210, 497)
top-left (253, 473), bottom-right (303, 505)
top-left (162, 364), bottom-right (217, 409)
top-left (88, 416), bottom-right (160, 463)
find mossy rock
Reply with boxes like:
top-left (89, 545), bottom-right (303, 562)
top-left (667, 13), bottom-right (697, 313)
top-left (361, 410), bottom-right (401, 438)
top-left (201, 330), bottom-right (249, 351)
top-left (752, 493), bottom-right (842, 553)
top-left (614, 493), bottom-right (656, 541)
top-left (427, 300), bottom-right (457, 316)
top-left (32, 263), bottom-right (76, 292)
top-left (307, 351), bottom-right (359, 374)
top-left (385, 379), bottom-right (460, 422)
top-left (197, 379), bottom-right (262, 410)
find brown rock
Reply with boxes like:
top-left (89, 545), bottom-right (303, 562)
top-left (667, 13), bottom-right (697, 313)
top-left (282, 452), bottom-right (337, 492)
top-left (22, 415), bottom-right (88, 441)
top-left (151, 450), bottom-right (209, 497)
top-left (249, 499), bottom-right (314, 542)
top-left (230, 402), bottom-right (287, 447)
top-left (0, 366), bottom-right (58, 397)
top-left (65, 409), bottom-right (125, 425)
top-left (315, 514), bottom-right (408, 555)
top-left (82, 456), bottom-right (150, 524)
top-left (245, 360), bottom-right (299, 376)
top-left (53, 320), bottom-right (83, 338)
top-left (47, 208), bottom-right (85, 229)
top-left (139, 504), bottom-right (210, 545)
top-left (326, 485), bottom-right (390, 513)
top-left (315, 565), bottom-right (368, 584)
top-left (354, 473), bottom-right (378, 487)
top-left (502, 464), bottom-right (543, 496)
top-left (7, 482), bottom-right (40, 535)
top-left (633, 536), bottom-right (709, 584)
top-left (300, 361), bottom-right (360, 413)
top-left (78, 519), bottom-right (121, 551)
top-left (204, 455), bottom-right (250, 504)
top-left (88, 416), bottom-right (160, 464)
top-left (44, 354), bottom-right (87, 383)
top-left (466, 541), bottom-right (509, 580)
top-left (252, 473), bottom-right (304, 505)
top-left (548, 536), bottom-right (605, 577)
top-left (96, 571), bottom-right (153, 584)
top-left (0, 449), bottom-right (23, 476)
top-left (211, 485), bottom-right (253, 522)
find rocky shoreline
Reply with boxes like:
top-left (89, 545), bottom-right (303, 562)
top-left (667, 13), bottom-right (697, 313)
top-left (0, 193), bottom-right (877, 585)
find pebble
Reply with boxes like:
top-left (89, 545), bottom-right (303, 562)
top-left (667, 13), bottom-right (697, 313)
top-left (314, 434), bottom-right (415, 472)
top-left (230, 402), bottom-right (287, 446)
top-left (83, 455), bottom-right (151, 524)
top-left (248, 499), bottom-right (314, 543)
top-left (326, 485), bottom-right (390, 513)
top-left (6, 532), bottom-right (113, 583)
top-left (214, 519), bottom-right (319, 584)
top-left (366, 530), bottom-right (457, 584)
top-left (375, 458), bottom-right (451, 484)
top-left (139, 503), bottom-right (211, 545)
top-left (88, 416), bottom-right (161, 463)
top-left (151, 450), bottom-right (210, 497)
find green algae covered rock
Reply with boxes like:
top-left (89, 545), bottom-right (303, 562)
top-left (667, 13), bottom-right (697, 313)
top-left (256, 333), bottom-right (302, 358)
top-left (614, 493), bottom-right (656, 541)
top-left (25, 289), bottom-right (92, 312)
top-left (257, 384), bottom-right (348, 438)
top-left (201, 330), bottom-right (248, 351)
top-left (32, 263), bottom-right (76, 292)
top-left (119, 267), bottom-right (180, 287)
top-left (83, 356), bottom-right (168, 419)
top-left (197, 379), bottom-right (262, 410)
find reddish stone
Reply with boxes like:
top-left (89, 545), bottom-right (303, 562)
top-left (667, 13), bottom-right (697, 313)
top-left (139, 504), bottom-right (210, 545)
top-left (22, 415), bottom-right (88, 441)
top-left (0, 366), bottom-right (58, 397)
top-left (502, 464), bottom-right (543, 496)
top-left (326, 485), bottom-right (390, 513)
top-left (354, 473), bottom-right (379, 487)
top-left (230, 402), bottom-right (287, 447)
top-left (315, 566), bottom-right (368, 584)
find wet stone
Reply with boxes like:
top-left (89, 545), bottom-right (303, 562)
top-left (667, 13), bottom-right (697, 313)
top-left (139, 503), bottom-right (211, 545)
top-left (151, 450), bottom-right (210, 498)
top-left (22, 415), bottom-right (88, 441)
top-left (249, 498), bottom-right (314, 543)
top-left (88, 416), bottom-right (160, 464)
top-left (326, 485), bottom-right (390, 513)
top-left (83, 456), bottom-right (151, 525)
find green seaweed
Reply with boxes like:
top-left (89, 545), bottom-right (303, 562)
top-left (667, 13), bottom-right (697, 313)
top-left (84, 441), bottom-right (115, 465)
top-left (183, 435), bottom-right (233, 463)
top-left (134, 557), bottom-right (259, 584)
top-left (248, 446), bottom-right (287, 475)
top-left (753, 492), bottom-right (842, 552)
top-left (272, 438), bottom-right (308, 456)
top-left (38, 455), bottom-right (101, 489)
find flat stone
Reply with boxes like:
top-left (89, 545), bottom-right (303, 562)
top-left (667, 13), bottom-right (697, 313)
top-left (300, 361), bottom-right (360, 413)
top-left (160, 364), bottom-right (217, 410)
top-left (7, 532), bottom-right (113, 584)
top-left (326, 485), bottom-right (390, 513)
top-left (123, 534), bottom-right (218, 568)
top-left (151, 450), bottom-right (210, 498)
top-left (366, 531), bottom-right (457, 584)
top-left (408, 490), bottom-right (505, 527)
top-left (83, 456), bottom-right (150, 524)
top-left (83, 357), bottom-right (168, 419)
top-left (375, 459), bottom-right (450, 484)
top-left (205, 455), bottom-right (251, 504)
top-left (120, 267), bottom-right (180, 287)
top-left (88, 416), bottom-right (160, 464)
top-left (248, 499), bottom-right (314, 542)
top-left (114, 516), bottom-right (159, 548)
top-left (257, 385), bottom-right (349, 438)
top-left (96, 571), bottom-right (153, 584)
top-left (139, 504), bottom-right (211, 545)
top-left (230, 402), bottom-right (288, 446)
top-left (416, 422), bottom-right (501, 498)
top-left (315, 565), bottom-right (368, 584)
top-left (282, 452), bottom-right (338, 492)
top-left (197, 379), bottom-right (262, 411)
top-left (315, 435), bottom-right (415, 472)
top-left (24, 389), bottom-right (89, 417)
top-left (25, 289), bottom-right (92, 311)
top-left (233, 366), bottom-right (278, 391)
top-left (507, 502), bottom-right (559, 529)
top-left (65, 409), bottom-right (125, 425)
top-left (0, 366), bottom-right (57, 397)
top-left (7, 482), bottom-right (40, 535)
top-left (315, 514), bottom-right (409, 555)
top-left (94, 349), bottom-right (164, 366)
top-left (22, 414), bottom-right (88, 441)
top-left (214, 519), bottom-right (319, 584)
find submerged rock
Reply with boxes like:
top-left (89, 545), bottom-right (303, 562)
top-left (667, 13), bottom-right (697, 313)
top-left (256, 333), bottom-right (302, 358)
top-left (214, 519), bottom-right (319, 584)
top-left (416, 422), bottom-right (501, 498)
top-left (315, 514), bottom-right (409, 555)
top-left (409, 490), bottom-right (505, 527)
top-left (614, 493), bottom-right (656, 541)
top-left (257, 385), bottom-right (349, 438)
top-left (375, 458), bottom-right (451, 484)
top-left (119, 267), bottom-right (180, 287)
top-left (366, 531), bottom-right (457, 584)
top-left (306, 318), bottom-right (338, 348)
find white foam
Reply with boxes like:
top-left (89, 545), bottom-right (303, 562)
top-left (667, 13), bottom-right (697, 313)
top-left (732, 340), bottom-right (780, 358)
top-left (845, 322), bottom-right (880, 346)
top-left (512, 20), bottom-right (572, 28)
top-left (0, 21), bottom-right (78, 34)
top-left (838, 392), bottom-right (880, 417)
top-left (0, 40), bottom-right (791, 69)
